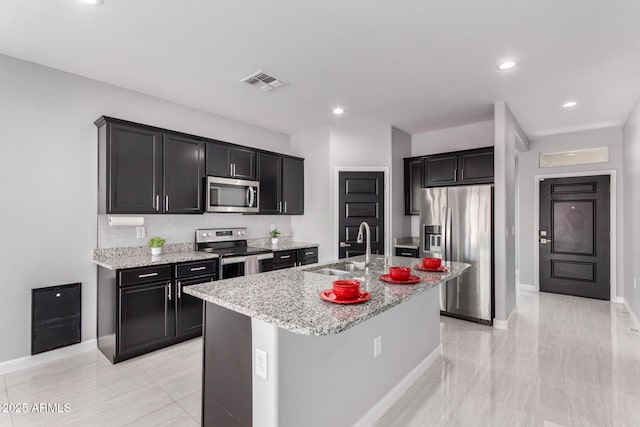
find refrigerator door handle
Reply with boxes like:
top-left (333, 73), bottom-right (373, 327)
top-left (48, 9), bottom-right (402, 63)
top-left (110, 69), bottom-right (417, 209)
top-left (441, 207), bottom-right (447, 261)
top-left (447, 207), bottom-right (453, 261)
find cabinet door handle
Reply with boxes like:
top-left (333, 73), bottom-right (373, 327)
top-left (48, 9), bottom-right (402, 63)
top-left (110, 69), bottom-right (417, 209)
top-left (190, 266), bottom-right (207, 272)
top-left (278, 201), bottom-right (282, 213)
top-left (305, 251), bottom-right (314, 255)
top-left (461, 169), bottom-right (464, 181)
top-left (177, 281), bottom-right (181, 299)
top-left (165, 195), bottom-right (169, 211)
top-left (155, 195), bottom-right (160, 211)
top-left (232, 163), bottom-right (236, 177)
top-left (454, 169), bottom-right (457, 181)
top-left (138, 272), bottom-right (158, 278)
top-left (230, 163), bottom-right (233, 177)
top-left (284, 201), bottom-right (287, 213)
top-left (280, 255), bottom-right (291, 259)
top-left (168, 284), bottom-right (172, 301)
top-left (401, 252), bottom-right (413, 256)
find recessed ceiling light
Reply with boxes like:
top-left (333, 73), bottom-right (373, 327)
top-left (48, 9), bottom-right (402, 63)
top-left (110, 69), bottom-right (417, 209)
top-left (497, 60), bottom-right (517, 71)
top-left (563, 101), bottom-right (577, 108)
top-left (332, 107), bottom-right (344, 115)
top-left (79, 0), bottom-right (103, 5)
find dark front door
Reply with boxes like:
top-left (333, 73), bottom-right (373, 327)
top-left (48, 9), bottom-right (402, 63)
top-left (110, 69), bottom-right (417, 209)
top-left (539, 175), bottom-right (610, 300)
top-left (338, 171), bottom-right (385, 259)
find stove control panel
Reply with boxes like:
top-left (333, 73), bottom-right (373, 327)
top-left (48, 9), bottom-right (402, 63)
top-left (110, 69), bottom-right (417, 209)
top-left (196, 228), bottom-right (248, 243)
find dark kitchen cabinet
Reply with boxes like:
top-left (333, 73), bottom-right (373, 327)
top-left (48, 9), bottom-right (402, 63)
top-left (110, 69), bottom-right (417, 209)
top-left (256, 154), bottom-right (304, 215)
top-left (404, 158), bottom-right (424, 215)
top-left (102, 122), bottom-right (163, 214)
top-left (206, 142), bottom-right (256, 180)
top-left (163, 134), bottom-right (205, 213)
top-left (272, 246), bottom-right (318, 270)
top-left (97, 260), bottom-right (218, 363)
top-left (119, 281), bottom-right (173, 356)
top-left (395, 247), bottom-right (419, 258)
top-left (96, 117), bottom-right (205, 214)
top-left (405, 147), bottom-right (494, 215)
top-left (282, 158), bottom-right (304, 215)
top-left (424, 153), bottom-right (458, 186)
top-left (458, 148), bottom-right (494, 184)
top-left (257, 153), bottom-right (282, 214)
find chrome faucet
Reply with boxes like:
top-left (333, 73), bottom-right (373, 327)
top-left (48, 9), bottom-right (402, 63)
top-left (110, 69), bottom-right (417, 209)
top-left (356, 221), bottom-right (371, 267)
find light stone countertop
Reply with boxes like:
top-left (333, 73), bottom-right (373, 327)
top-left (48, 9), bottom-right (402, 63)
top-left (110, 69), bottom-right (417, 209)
top-left (184, 254), bottom-right (469, 336)
top-left (93, 247), bottom-right (219, 270)
top-left (250, 241), bottom-right (319, 251)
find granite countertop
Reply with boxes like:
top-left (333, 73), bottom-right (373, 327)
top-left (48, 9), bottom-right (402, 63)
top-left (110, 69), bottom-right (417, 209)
top-left (92, 243), bottom-right (219, 270)
top-left (184, 254), bottom-right (469, 336)
top-left (394, 236), bottom-right (419, 249)
top-left (251, 241), bottom-right (319, 251)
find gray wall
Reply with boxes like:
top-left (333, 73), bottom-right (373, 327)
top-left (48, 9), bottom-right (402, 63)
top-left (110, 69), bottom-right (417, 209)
top-left (0, 54), bottom-right (291, 363)
top-left (517, 127), bottom-right (624, 298)
top-left (623, 96), bottom-right (640, 319)
top-left (494, 102), bottom-right (529, 322)
top-left (391, 127), bottom-right (412, 241)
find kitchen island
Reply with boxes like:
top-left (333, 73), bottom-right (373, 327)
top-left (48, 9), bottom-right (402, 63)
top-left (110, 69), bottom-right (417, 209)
top-left (184, 255), bottom-right (469, 427)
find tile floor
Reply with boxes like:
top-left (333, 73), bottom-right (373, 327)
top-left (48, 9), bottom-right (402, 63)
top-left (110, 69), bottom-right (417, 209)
top-left (1, 290), bottom-right (639, 426)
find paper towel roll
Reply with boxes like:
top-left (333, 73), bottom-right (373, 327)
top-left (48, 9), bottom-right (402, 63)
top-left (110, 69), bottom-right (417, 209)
top-left (108, 216), bottom-right (144, 227)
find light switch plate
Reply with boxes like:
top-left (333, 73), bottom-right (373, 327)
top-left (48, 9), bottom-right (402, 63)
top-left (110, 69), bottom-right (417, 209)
top-left (374, 335), bottom-right (382, 358)
top-left (256, 348), bottom-right (268, 379)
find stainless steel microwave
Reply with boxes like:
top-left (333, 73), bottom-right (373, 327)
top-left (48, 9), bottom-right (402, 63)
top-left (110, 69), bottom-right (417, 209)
top-left (205, 176), bottom-right (259, 213)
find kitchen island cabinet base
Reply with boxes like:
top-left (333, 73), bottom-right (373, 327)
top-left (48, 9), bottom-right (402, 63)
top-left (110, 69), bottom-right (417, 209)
top-left (200, 285), bottom-right (441, 427)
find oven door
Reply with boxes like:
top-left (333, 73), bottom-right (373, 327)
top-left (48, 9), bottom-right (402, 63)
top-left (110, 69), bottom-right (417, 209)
top-left (206, 176), bottom-right (259, 213)
top-left (220, 253), bottom-right (274, 279)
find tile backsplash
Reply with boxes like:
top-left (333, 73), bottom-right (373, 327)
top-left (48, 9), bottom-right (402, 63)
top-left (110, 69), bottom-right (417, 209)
top-left (98, 214), bottom-right (292, 249)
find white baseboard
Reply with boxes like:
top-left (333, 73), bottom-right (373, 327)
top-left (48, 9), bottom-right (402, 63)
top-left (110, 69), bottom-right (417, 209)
top-left (519, 283), bottom-right (538, 292)
top-left (493, 306), bottom-right (517, 330)
top-left (353, 343), bottom-right (442, 427)
top-left (0, 339), bottom-right (97, 376)
top-left (619, 298), bottom-right (640, 330)
top-left (613, 296), bottom-right (626, 304)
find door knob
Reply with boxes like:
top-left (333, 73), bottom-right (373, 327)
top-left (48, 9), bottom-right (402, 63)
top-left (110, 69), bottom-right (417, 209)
top-left (539, 238), bottom-right (552, 244)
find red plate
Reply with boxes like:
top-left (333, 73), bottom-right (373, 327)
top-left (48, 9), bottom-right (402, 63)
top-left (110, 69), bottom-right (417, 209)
top-left (320, 289), bottom-right (370, 304)
top-left (379, 274), bottom-right (421, 284)
top-left (414, 264), bottom-right (449, 272)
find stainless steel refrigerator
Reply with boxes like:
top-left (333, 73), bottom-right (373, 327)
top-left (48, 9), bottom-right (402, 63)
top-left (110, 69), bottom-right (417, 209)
top-left (419, 185), bottom-right (493, 324)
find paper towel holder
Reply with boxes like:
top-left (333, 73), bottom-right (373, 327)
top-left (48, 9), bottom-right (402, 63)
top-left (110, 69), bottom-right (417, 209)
top-left (108, 215), bottom-right (144, 227)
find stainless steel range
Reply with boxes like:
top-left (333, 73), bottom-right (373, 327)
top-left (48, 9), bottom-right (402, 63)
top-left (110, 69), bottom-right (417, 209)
top-left (196, 228), bottom-right (274, 279)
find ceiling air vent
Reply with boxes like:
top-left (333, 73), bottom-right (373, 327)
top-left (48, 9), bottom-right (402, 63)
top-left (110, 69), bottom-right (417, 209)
top-left (240, 70), bottom-right (287, 92)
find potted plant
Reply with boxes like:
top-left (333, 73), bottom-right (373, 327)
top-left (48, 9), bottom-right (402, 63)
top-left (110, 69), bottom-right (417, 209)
top-left (270, 229), bottom-right (281, 246)
top-left (147, 236), bottom-right (166, 256)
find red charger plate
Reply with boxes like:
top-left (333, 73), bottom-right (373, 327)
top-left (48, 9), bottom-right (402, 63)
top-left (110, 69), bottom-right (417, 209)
top-left (379, 274), bottom-right (421, 284)
top-left (320, 289), bottom-right (370, 304)
top-left (414, 264), bottom-right (449, 272)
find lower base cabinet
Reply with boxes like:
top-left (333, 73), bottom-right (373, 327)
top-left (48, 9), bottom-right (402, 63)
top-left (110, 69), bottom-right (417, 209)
top-left (272, 246), bottom-right (318, 270)
top-left (98, 260), bottom-right (218, 363)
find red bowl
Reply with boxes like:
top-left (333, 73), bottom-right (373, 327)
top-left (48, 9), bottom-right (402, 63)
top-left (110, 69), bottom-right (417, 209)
top-left (388, 266), bottom-right (411, 281)
top-left (332, 279), bottom-right (360, 300)
top-left (422, 257), bottom-right (442, 269)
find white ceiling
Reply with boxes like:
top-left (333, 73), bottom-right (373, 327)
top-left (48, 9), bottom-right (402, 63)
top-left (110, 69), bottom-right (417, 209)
top-left (1, 0), bottom-right (639, 137)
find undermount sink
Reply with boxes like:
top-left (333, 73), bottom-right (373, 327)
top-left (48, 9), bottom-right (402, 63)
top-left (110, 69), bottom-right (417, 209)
top-left (306, 262), bottom-right (366, 276)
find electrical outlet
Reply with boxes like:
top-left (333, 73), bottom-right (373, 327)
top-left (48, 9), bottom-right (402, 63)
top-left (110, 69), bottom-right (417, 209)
top-left (374, 335), bottom-right (382, 358)
top-left (256, 348), bottom-right (268, 379)
top-left (136, 226), bottom-right (145, 238)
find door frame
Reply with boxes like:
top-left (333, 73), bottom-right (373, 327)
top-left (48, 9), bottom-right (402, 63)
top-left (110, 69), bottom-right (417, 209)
top-left (532, 170), bottom-right (617, 301)
top-left (332, 167), bottom-right (391, 260)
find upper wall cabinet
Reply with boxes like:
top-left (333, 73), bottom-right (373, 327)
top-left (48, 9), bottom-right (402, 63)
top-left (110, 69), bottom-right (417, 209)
top-left (206, 142), bottom-right (256, 181)
top-left (97, 117), bottom-right (205, 214)
top-left (256, 154), bottom-right (304, 215)
top-left (404, 158), bottom-right (423, 215)
top-left (423, 147), bottom-right (494, 187)
top-left (405, 147), bottom-right (494, 215)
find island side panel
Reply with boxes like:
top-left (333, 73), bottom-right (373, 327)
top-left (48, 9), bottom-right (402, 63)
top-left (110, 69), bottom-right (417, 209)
top-left (203, 302), bottom-right (253, 427)
top-left (273, 286), bottom-right (440, 427)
